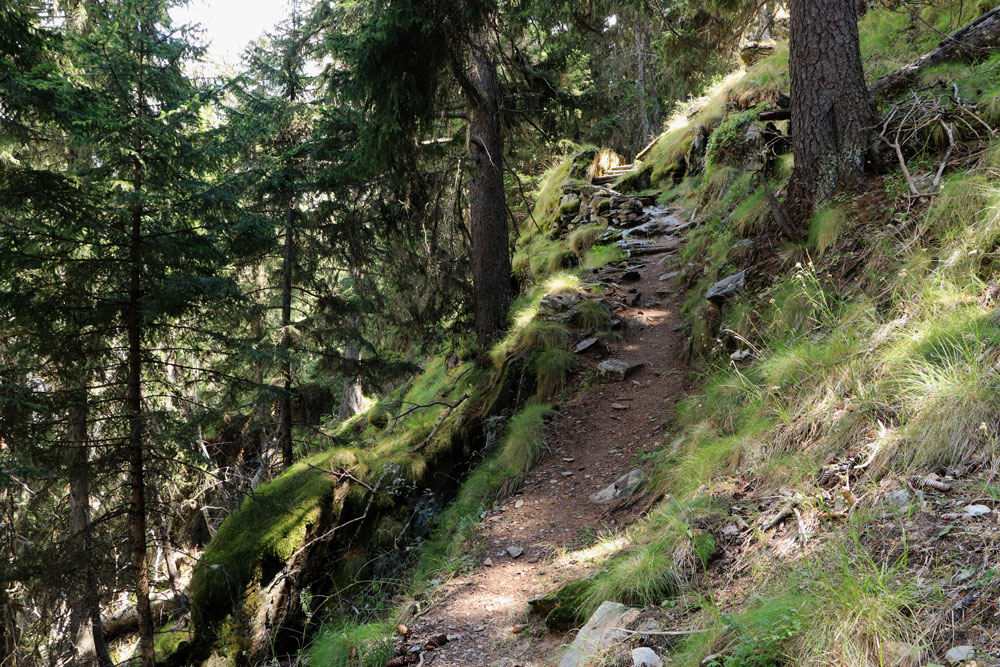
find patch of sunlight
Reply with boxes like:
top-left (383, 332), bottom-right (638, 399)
top-left (514, 303), bottom-right (541, 330)
top-left (542, 272), bottom-right (581, 295)
top-left (556, 534), bottom-right (631, 567)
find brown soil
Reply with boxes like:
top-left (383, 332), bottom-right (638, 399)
top-left (404, 210), bottom-right (695, 666)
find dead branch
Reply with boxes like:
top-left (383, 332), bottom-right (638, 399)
top-left (410, 393), bottom-right (470, 452)
top-left (872, 6), bottom-right (1000, 99)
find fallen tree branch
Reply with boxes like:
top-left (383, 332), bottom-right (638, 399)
top-left (872, 7), bottom-right (1000, 99)
top-left (410, 393), bottom-right (470, 452)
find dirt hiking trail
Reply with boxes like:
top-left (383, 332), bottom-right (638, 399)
top-left (405, 207), bottom-right (694, 666)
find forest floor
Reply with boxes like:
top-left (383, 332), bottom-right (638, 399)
top-left (405, 210), bottom-right (694, 666)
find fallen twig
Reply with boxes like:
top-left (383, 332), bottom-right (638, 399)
top-left (411, 393), bottom-right (470, 452)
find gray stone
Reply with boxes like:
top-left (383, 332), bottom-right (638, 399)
top-left (590, 469), bottom-right (643, 504)
top-left (621, 270), bottom-right (642, 282)
top-left (705, 270), bottom-right (746, 302)
top-left (575, 337), bottom-right (600, 354)
top-left (945, 645), bottom-right (976, 664)
top-left (964, 504), bottom-right (991, 516)
top-left (558, 601), bottom-right (640, 667)
top-left (539, 292), bottom-right (580, 314)
top-left (881, 488), bottom-right (910, 510)
top-left (632, 647), bottom-right (663, 667)
top-left (597, 359), bottom-right (643, 382)
top-left (659, 271), bottom-right (680, 281)
top-left (506, 546), bottom-right (524, 559)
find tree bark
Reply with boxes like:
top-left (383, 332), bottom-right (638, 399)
top-left (467, 31), bottom-right (511, 361)
top-left (871, 6), bottom-right (1000, 100)
top-left (67, 386), bottom-right (113, 667)
top-left (786, 0), bottom-right (879, 222)
top-left (128, 71), bottom-right (156, 667)
top-left (757, 2), bottom-right (773, 41)
top-left (279, 203), bottom-right (295, 469)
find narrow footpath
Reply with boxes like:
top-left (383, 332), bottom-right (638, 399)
top-left (406, 208), bottom-right (694, 666)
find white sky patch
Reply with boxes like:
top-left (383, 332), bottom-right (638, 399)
top-left (170, 0), bottom-right (292, 70)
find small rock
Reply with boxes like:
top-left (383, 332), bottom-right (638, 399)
top-left (730, 349), bottom-right (752, 362)
top-left (632, 647), bottom-right (663, 667)
top-left (705, 270), bottom-right (746, 302)
top-left (514, 499), bottom-right (524, 509)
top-left (563, 457), bottom-right (575, 462)
top-left (722, 524), bottom-right (740, 538)
top-left (483, 557), bottom-right (493, 567)
top-left (611, 403), bottom-right (628, 410)
top-left (627, 291), bottom-right (642, 306)
top-left (507, 546), bottom-right (524, 559)
top-left (575, 337), bottom-right (600, 354)
top-left (590, 469), bottom-right (644, 503)
top-left (964, 504), bottom-right (991, 516)
top-left (658, 271), bottom-right (680, 281)
top-left (701, 654), bottom-right (723, 666)
top-left (561, 471), bottom-right (573, 477)
top-left (881, 488), bottom-right (910, 511)
top-left (945, 645), bottom-right (976, 664)
top-left (597, 359), bottom-right (644, 382)
top-left (621, 270), bottom-right (641, 282)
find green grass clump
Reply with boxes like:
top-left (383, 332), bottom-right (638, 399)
top-left (307, 621), bottom-right (395, 667)
top-left (499, 400), bottom-right (553, 473)
top-left (807, 204), bottom-right (847, 256)
top-left (581, 243), bottom-right (624, 269)
top-left (531, 348), bottom-right (576, 400)
top-left (567, 223), bottom-right (607, 256)
top-left (793, 545), bottom-right (924, 667)
top-left (571, 298), bottom-right (610, 330)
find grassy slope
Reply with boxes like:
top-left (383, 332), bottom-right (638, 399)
top-left (541, 3), bottom-right (1000, 665)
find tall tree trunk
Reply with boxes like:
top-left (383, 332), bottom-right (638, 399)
top-left (128, 73), bottom-right (156, 667)
top-left (467, 32), bottom-right (511, 361)
top-left (634, 18), bottom-right (652, 144)
top-left (67, 386), bottom-right (113, 667)
top-left (338, 265), bottom-right (364, 420)
top-left (757, 2), bottom-right (773, 41)
top-left (279, 203), bottom-right (295, 468)
top-left (786, 0), bottom-right (879, 222)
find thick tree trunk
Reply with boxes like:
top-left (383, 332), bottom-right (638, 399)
top-left (67, 387), bottom-right (113, 667)
top-left (786, 0), bottom-right (879, 222)
top-left (279, 204), bottom-right (295, 468)
top-left (467, 33), bottom-right (511, 360)
top-left (128, 74), bottom-right (156, 666)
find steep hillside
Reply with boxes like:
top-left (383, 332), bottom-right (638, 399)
top-left (168, 3), bottom-right (1000, 666)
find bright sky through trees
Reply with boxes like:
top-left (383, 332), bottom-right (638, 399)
top-left (170, 0), bottom-right (291, 66)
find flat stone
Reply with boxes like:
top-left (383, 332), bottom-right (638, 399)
top-left (964, 504), bottom-right (991, 516)
top-left (632, 647), bottom-right (663, 667)
top-left (557, 601), bottom-right (640, 667)
top-left (590, 469), bottom-right (643, 504)
top-left (597, 358), bottom-right (643, 382)
top-left (483, 557), bottom-right (493, 567)
top-left (658, 271), bottom-right (680, 281)
top-left (621, 270), bottom-right (642, 282)
top-left (506, 546), bottom-right (524, 559)
top-left (574, 337), bottom-right (600, 354)
top-left (945, 645), bottom-right (976, 664)
top-left (705, 270), bottom-right (746, 302)
top-left (611, 403), bottom-right (628, 410)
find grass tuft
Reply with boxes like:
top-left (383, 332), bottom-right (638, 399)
top-left (531, 348), bottom-right (576, 400)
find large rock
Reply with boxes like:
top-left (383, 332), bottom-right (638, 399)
top-left (597, 359), bottom-right (643, 382)
top-left (705, 270), bottom-right (746, 303)
top-left (590, 469), bottom-right (644, 504)
top-left (632, 647), bottom-right (663, 667)
top-left (558, 601), bottom-right (640, 667)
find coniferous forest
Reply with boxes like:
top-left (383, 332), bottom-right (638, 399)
top-left (4, 1), bottom-right (1000, 665)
